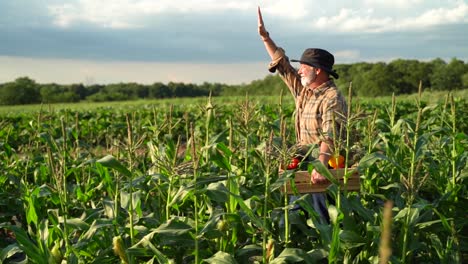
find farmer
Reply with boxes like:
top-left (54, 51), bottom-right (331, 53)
top-left (257, 7), bottom-right (348, 223)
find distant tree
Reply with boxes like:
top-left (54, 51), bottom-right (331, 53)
top-left (446, 58), bottom-right (467, 89)
top-left (84, 84), bottom-right (104, 99)
top-left (172, 83), bottom-right (201, 97)
top-left (200, 82), bottom-right (224, 96)
top-left (69, 83), bottom-right (87, 100)
top-left (53, 91), bottom-right (80, 103)
top-left (179, 83), bottom-right (194, 97)
top-left (167, 82), bottom-right (181, 97)
top-left (104, 83), bottom-right (135, 99)
top-left (368, 62), bottom-right (397, 96)
top-left (133, 83), bottom-right (149, 98)
top-left (261, 74), bottom-right (288, 95)
top-left (222, 75), bottom-right (287, 96)
top-left (40, 83), bottom-right (64, 103)
top-left (40, 83), bottom-right (60, 103)
top-left (389, 59), bottom-right (432, 94)
top-left (346, 62), bottom-right (373, 96)
top-left (429, 58), bottom-right (447, 69)
top-left (334, 64), bottom-right (353, 94)
top-left (39, 83), bottom-right (84, 103)
top-left (462, 72), bottom-right (468, 89)
top-left (0, 77), bottom-right (40, 105)
top-left (430, 58), bottom-right (467, 90)
top-left (149, 82), bottom-right (172, 98)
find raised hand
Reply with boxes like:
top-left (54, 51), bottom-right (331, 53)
top-left (257, 7), bottom-right (269, 41)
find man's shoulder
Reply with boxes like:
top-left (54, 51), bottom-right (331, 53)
top-left (321, 82), bottom-right (341, 97)
top-left (321, 85), bottom-right (348, 107)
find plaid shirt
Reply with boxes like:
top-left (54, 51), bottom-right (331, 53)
top-left (268, 48), bottom-right (348, 146)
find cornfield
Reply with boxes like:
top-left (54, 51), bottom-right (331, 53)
top-left (0, 89), bottom-right (466, 263)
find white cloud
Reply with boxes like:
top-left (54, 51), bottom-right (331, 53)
top-left (49, 0), bottom-right (156, 28)
top-left (315, 8), bottom-right (393, 33)
top-left (261, 0), bottom-right (309, 20)
top-left (48, 4), bottom-right (80, 28)
top-left (47, 0), bottom-right (315, 29)
top-left (363, 0), bottom-right (424, 9)
top-left (48, 0), bottom-right (258, 29)
top-left (312, 1), bottom-right (468, 33)
top-left (398, 1), bottom-right (468, 28)
top-left (9, 0), bottom-right (468, 31)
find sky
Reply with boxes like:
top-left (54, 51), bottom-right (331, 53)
top-left (0, 0), bottom-right (467, 85)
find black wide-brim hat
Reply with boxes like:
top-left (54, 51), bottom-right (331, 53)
top-left (291, 48), bottom-right (339, 79)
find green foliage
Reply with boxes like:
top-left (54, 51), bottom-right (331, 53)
top-left (221, 75), bottom-right (288, 96)
top-left (0, 92), bottom-right (466, 263)
top-left (431, 58), bottom-right (468, 91)
top-left (389, 59), bottom-right (432, 94)
top-left (40, 83), bottom-right (81, 103)
top-left (0, 77), bottom-right (41, 105)
top-left (336, 58), bottom-right (467, 96)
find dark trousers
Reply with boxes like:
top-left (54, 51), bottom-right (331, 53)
top-left (279, 193), bottom-right (330, 229)
top-left (290, 193), bottom-right (330, 223)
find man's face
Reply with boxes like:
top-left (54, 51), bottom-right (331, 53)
top-left (298, 64), bottom-right (317, 87)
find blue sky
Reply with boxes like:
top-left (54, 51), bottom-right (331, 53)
top-left (1, 0), bottom-right (467, 85)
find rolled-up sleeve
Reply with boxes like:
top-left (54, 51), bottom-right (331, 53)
top-left (266, 47), bottom-right (302, 98)
top-left (268, 48), bottom-right (287, 73)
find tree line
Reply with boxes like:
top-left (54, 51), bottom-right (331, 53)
top-left (0, 79), bottom-right (228, 105)
top-left (334, 58), bottom-right (468, 96)
top-left (0, 58), bottom-right (466, 105)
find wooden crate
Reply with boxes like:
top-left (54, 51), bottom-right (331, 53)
top-left (280, 168), bottom-right (360, 194)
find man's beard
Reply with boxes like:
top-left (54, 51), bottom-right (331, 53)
top-left (301, 71), bottom-right (317, 87)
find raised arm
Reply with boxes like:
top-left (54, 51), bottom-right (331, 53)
top-left (258, 7), bottom-right (278, 59)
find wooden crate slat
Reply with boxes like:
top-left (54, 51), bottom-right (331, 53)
top-left (280, 168), bottom-right (360, 194)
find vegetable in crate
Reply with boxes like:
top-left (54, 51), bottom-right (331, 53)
top-left (286, 157), bottom-right (301, 170)
top-left (328, 154), bottom-right (345, 169)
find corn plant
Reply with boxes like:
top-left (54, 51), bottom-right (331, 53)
top-left (0, 92), bottom-right (466, 263)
